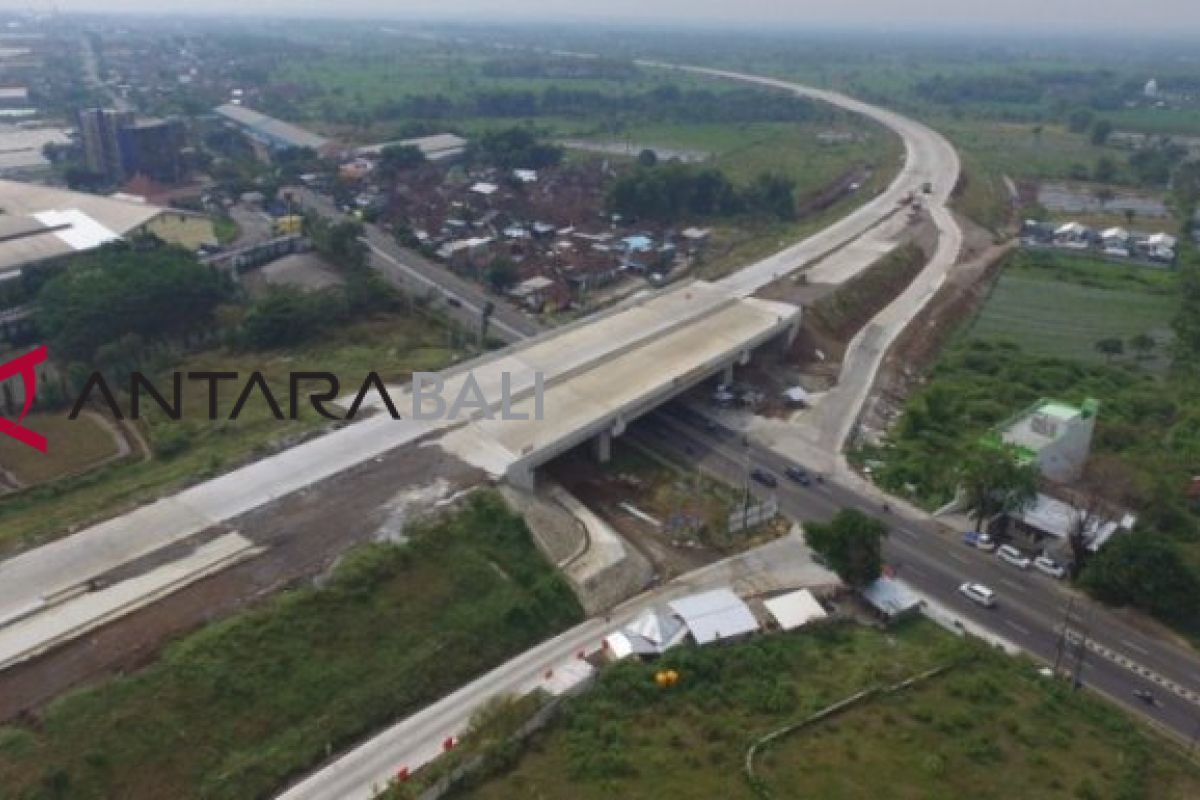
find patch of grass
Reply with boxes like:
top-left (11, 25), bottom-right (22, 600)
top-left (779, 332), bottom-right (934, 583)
top-left (450, 621), bottom-right (1200, 800)
top-left (0, 491), bottom-right (582, 800)
top-left (0, 412), bottom-right (119, 485)
top-left (0, 311), bottom-right (461, 555)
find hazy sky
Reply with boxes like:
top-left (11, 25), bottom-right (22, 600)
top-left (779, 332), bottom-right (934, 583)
top-left (10, 0), bottom-right (1200, 33)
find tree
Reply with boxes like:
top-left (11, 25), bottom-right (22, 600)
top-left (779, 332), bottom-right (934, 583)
top-left (1093, 157), bottom-right (1116, 183)
top-left (36, 246), bottom-right (229, 362)
top-left (377, 143), bottom-right (425, 178)
top-left (1090, 118), bottom-right (1113, 146)
top-left (1067, 108), bottom-right (1094, 134)
top-left (484, 257), bottom-right (520, 294)
top-left (636, 148), bottom-right (658, 167)
top-left (240, 286), bottom-right (341, 349)
top-left (1062, 455), bottom-right (1134, 579)
top-left (958, 444), bottom-right (1039, 533)
top-left (1129, 333), bottom-right (1157, 360)
top-left (1094, 337), bottom-right (1124, 362)
top-left (1124, 208), bottom-right (1137, 227)
top-left (804, 508), bottom-right (887, 588)
top-left (1092, 186), bottom-right (1115, 210)
top-left (1081, 532), bottom-right (1200, 625)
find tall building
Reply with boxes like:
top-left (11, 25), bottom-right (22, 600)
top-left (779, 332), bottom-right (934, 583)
top-left (78, 109), bottom-right (186, 185)
top-left (117, 118), bottom-right (185, 184)
top-left (78, 107), bottom-right (134, 181)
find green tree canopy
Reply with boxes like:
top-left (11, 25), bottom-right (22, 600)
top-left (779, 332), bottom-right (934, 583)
top-left (959, 444), bottom-right (1040, 532)
top-left (1081, 532), bottom-right (1200, 625)
top-left (36, 245), bottom-right (229, 362)
top-left (804, 508), bottom-right (888, 588)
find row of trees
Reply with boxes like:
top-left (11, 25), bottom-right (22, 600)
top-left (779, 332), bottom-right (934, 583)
top-left (607, 163), bottom-right (797, 223)
top-left (467, 127), bottom-right (563, 170)
top-left (365, 84), bottom-right (820, 127)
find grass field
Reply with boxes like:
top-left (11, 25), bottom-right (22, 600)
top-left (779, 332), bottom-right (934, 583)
top-left (0, 492), bottom-right (582, 800)
top-left (967, 251), bottom-right (1178, 366)
top-left (0, 413), bottom-right (119, 486)
top-left (0, 311), bottom-right (460, 556)
top-left (452, 621), bottom-right (1200, 800)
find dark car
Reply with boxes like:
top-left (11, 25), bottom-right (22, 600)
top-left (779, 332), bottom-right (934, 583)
top-left (444, 295), bottom-right (463, 308)
top-left (784, 466), bottom-right (811, 485)
top-left (750, 468), bottom-right (777, 488)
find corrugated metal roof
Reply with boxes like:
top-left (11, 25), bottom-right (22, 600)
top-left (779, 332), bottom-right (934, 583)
top-left (0, 179), bottom-right (168, 273)
top-left (668, 588), bottom-right (758, 645)
top-left (214, 104), bottom-right (328, 151)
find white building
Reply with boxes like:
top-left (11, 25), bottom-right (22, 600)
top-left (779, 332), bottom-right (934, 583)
top-left (997, 399), bottom-right (1098, 483)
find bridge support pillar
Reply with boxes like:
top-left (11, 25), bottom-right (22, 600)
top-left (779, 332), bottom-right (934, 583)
top-left (722, 363), bottom-right (735, 384)
top-left (507, 463), bottom-right (536, 492)
top-left (593, 430), bottom-right (612, 464)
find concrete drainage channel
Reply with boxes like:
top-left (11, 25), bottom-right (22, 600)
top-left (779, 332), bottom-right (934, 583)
top-left (1064, 629), bottom-right (1200, 708)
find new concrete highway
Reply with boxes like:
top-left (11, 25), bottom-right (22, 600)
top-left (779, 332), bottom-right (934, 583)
top-left (274, 63), bottom-right (1199, 799)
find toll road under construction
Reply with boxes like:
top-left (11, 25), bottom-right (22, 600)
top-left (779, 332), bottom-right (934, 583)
top-left (436, 280), bottom-right (799, 488)
top-left (0, 279), bottom-right (797, 671)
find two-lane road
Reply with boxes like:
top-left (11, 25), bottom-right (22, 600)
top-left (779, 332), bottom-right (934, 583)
top-left (639, 406), bottom-right (1200, 742)
top-left (285, 187), bottom-right (541, 343)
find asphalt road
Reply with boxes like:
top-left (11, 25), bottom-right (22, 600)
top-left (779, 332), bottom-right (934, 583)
top-left (641, 405), bottom-right (1200, 745)
top-left (284, 187), bottom-right (541, 343)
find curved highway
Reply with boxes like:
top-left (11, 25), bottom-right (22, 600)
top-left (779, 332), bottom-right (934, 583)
top-left (274, 63), bottom-right (975, 800)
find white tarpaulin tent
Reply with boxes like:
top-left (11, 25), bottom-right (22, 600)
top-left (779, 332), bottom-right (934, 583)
top-left (668, 588), bottom-right (758, 645)
top-left (763, 589), bottom-right (827, 631)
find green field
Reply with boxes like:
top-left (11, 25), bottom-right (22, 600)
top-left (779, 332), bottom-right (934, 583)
top-left (0, 311), bottom-right (460, 556)
top-left (449, 621), bottom-right (1200, 800)
top-left (0, 492), bottom-right (582, 800)
top-left (968, 267), bottom-right (1177, 366)
top-left (0, 412), bottom-right (119, 487)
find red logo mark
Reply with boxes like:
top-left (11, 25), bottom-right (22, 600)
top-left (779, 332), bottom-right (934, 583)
top-left (0, 345), bottom-right (47, 452)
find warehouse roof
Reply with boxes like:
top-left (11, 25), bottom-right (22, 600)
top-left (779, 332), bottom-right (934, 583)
top-left (214, 104), bottom-right (328, 151)
top-left (0, 179), bottom-right (167, 274)
top-left (668, 588), bottom-right (758, 645)
top-left (355, 133), bottom-right (467, 161)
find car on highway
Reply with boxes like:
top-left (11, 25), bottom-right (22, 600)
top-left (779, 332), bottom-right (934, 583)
top-left (750, 468), bottom-right (777, 488)
top-left (959, 582), bottom-right (997, 608)
top-left (444, 295), bottom-right (463, 308)
top-left (961, 530), bottom-right (997, 552)
top-left (997, 544), bottom-right (1031, 569)
top-left (1033, 555), bottom-right (1066, 579)
top-left (784, 465), bottom-right (811, 485)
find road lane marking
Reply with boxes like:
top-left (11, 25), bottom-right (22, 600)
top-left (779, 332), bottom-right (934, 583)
top-left (897, 527), bottom-right (919, 540)
top-left (948, 553), bottom-right (968, 565)
top-left (1000, 578), bottom-right (1024, 591)
top-left (1120, 638), bottom-right (1149, 656)
top-left (1004, 620), bottom-right (1031, 636)
top-left (1063, 630), bottom-right (1200, 708)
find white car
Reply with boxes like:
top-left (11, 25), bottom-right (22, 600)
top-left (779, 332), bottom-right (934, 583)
top-left (959, 582), bottom-right (996, 608)
top-left (997, 544), bottom-right (1031, 569)
top-left (1034, 556), bottom-right (1066, 579)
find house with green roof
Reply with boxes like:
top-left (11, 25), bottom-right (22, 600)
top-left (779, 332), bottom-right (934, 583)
top-left (984, 398), bottom-right (1098, 483)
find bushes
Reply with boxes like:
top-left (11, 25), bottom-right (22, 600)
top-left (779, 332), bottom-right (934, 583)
top-left (1080, 533), bottom-right (1200, 626)
top-left (607, 162), bottom-right (796, 224)
top-left (36, 245), bottom-right (230, 362)
top-left (239, 285), bottom-right (340, 349)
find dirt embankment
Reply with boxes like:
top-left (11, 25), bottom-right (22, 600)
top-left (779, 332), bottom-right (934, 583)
top-left (0, 440), bottom-right (484, 724)
top-left (759, 214), bottom-right (937, 389)
top-left (858, 215), bottom-right (1015, 440)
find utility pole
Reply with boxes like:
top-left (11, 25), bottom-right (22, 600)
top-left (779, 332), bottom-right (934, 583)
top-left (1053, 596), bottom-right (1076, 677)
top-left (479, 300), bottom-right (494, 351)
top-left (1070, 602), bottom-right (1093, 690)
